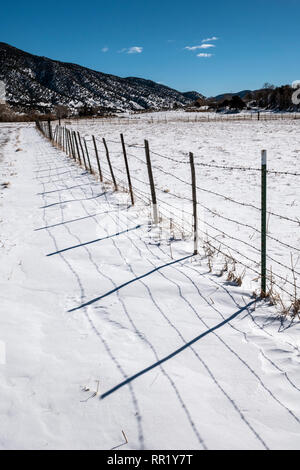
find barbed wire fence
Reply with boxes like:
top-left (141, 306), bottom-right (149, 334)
top-left (36, 119), bottom-right (300, 318)
top-left (64, 111), bottom-right (300, 127)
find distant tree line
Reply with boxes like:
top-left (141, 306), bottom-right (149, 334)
top-left (0, 102), bottom-right (118, 122)
top-left (244, 84), bottom-right (299, 111)
top-left (190, 83), bottom-right (300, 112)
top-left (0, 103), bottom-right (54, 122)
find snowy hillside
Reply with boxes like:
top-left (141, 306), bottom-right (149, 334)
top-left (0, 43), bottom-right (194, 113)
top-left (0, 116), bottom-right (299, 450)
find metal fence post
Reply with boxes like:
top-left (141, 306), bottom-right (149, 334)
top-left (189, 152), bottom-right (198, 255)
top-left (261, 149), bottom-right (267, 296)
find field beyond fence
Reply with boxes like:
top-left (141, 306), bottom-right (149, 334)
top-left (36, 117), bottom-right (300, 319)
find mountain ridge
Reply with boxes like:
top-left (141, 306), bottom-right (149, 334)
top-left (214, 90), bottom-right (252, 101)
top-left (0, 42), bottom-right (197, 113)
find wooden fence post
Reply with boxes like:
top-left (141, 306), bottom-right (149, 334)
top-left (84, 138), bottom-right (93, 173)
top-left (65, 127), bottom-right (69, 154)
top-left (70, 131), bottom-right (74, 160)
top-left (53, 125), bottom-right (57, 144)
top-left (261, 150), bottom-right (267, 296)
top-left (66, 128), bottom-right (72, 157)
top-left (65, 128), bottom-right (69, 155)
top-left (120, 133), bottom-right (134, 205)
top-left (73, 132), bottom-right (82, 166)
top-left (69, 130), bottom-right (76, 160)
top-left (66, 130), bottom-right (70, 156)
top-left (103, 138), bottom-right (117, 190)
top-left (92, 135), bottom-right (103, 182)
top-left (144, 139), bottom-right (158, 224)
top-left (47, 119), bottom-right (52, 141)
top-left (69, 131), bottom-right (74, 158)
top-left (77, 132), bottom-right (87, 170)
top-left (189, 152), bottom-right (198, 255)
top-left (63, 127), bottom-right (65, 152)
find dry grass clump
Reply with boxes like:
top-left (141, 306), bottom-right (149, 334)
top-left (202, 240), bottom-right (299, 320)
top-left (251, 259), bottom-right (300, 320)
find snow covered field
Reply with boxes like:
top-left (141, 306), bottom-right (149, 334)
top-left (0, 119), bottom-right (299, 450)
top-left (70, 112), bottom-right (300, 308)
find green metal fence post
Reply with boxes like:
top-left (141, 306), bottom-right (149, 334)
top-left (261, 149), bottom-right (267, 296)
top-left (189, 152), bottom-right (198, 255)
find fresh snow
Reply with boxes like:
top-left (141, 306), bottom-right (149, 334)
top-left (0, 119), bottom-right (299, 450)
top-left (72, 112), bottom-right (300, 305)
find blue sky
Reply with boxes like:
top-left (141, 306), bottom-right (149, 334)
top-left (1, 0), bottom-right (300, 96)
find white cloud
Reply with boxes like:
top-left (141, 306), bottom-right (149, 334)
top-left (202, 36), bottom-right (218, 43)
top-left (197, 53), bottom-right (213, 58)
top-left (199, 44), bottom-right (215, 49)
top-left (118, 46), bottom-right (143, 54)
top-left (184, 44), bottom-right (215, 50)
top-left (101, 47), bottom-right (109, 53)
top-left (184, 45), bottom-right (201, 51)
top-left (127, 46), bottom-right (143, 54)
